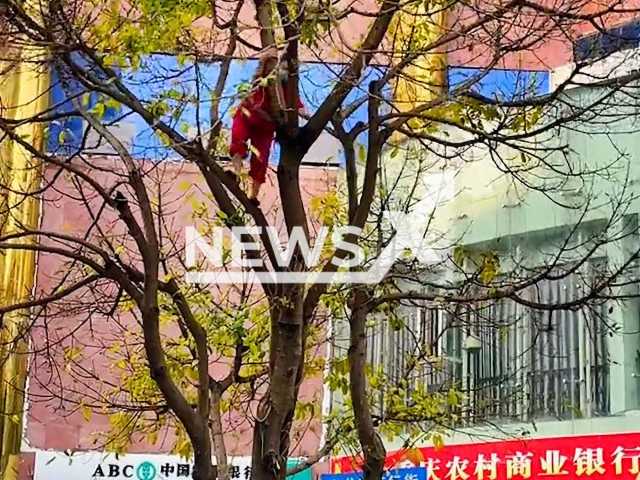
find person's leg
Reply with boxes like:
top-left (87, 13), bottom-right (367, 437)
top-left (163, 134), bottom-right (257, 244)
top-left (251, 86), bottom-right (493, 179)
top-left (249, 176), bottom-right (261, 200)
top-left (248, 129), bottom-right (274, 200)
top-left (229, 115), bottom-right (250, 179)
top-left (231, 153), bottom-right (243, 175)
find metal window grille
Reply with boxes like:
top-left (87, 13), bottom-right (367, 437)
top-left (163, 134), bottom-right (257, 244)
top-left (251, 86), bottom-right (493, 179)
top-left (367, 269), bottom-right (610, 423)
top-left (365, 308), bottom-right (462, 412)
top-left (462, 272), bottom-right (610, 423)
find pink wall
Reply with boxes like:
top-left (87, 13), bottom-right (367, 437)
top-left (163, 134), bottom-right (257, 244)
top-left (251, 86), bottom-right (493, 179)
top-left (448, 0), bottom-right (640, 70)
top-left (25, 158), bottom-right (337, 459)
top-left (211, 0), bottom-right (616, 69)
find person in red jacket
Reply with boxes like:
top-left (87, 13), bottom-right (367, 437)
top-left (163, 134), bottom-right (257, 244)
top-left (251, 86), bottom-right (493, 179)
top-left (229, 48), bottom-right (305, 201)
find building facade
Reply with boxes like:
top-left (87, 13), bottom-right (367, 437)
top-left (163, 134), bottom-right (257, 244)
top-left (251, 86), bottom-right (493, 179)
top-left (328, 16), bottom-right (640, 480)
top-left (4, 3), bottom-right (640, 480)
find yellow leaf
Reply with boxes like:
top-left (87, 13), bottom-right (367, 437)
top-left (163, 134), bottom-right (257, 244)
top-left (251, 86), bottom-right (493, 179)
top-left (432, 433), bottom-right (444, 451)
top-left (82, 405), bottom-right (92, 422)
top-left (358, 144), bottom-right (366, 161)
top-left (178, 181), bottom-right (192, 192)
top-left (94, 102), bottom-right (106, 117)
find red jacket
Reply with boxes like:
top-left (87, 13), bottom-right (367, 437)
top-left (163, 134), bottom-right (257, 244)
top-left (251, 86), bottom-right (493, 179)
top-left (237, 80), bottom-right (303, 127)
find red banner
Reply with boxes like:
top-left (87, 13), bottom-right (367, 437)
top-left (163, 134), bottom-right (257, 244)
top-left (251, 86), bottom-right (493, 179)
top-left (330, 432), bottom-right (640, 480)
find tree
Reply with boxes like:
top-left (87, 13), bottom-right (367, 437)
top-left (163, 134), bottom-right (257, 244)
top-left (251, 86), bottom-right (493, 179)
top-left (1, 0), bottom-right (640, 479)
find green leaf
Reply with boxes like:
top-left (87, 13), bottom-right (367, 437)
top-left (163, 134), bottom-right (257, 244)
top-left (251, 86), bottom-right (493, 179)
top-left (358, 143), bottom-right (366, 162)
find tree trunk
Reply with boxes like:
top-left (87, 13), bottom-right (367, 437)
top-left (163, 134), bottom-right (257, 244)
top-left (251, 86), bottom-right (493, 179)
top-left (349, 288), bottom-right (386, 480)
top-left (141, 307), bottom-right (214, 480)
top-left (251, 290), bottom-right (306, 480)
top-left (211, 388), bottom-right (231, 480)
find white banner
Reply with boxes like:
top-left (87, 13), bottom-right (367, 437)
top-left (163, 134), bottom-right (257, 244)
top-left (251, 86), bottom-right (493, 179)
top-left (34, 451), bottom-right (310, 480)
top-left (34, 451), bottom-right (253, 480)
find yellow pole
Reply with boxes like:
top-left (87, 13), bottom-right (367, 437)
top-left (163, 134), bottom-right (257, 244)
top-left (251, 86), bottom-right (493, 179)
top-left (0, 39), bottom-right (50, 480)
top-left (391, 1), bottom-right (448, 118)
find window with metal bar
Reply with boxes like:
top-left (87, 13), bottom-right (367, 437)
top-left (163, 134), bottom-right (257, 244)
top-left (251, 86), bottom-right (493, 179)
top-left (365, 308), bottom-right (463, 413)
top-left (367, 268), bottom-right (610, 424)
top-left (461, 271), bottom-right (610, 423)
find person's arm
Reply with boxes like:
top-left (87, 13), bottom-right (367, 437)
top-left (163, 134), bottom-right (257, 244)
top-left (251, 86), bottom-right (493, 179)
top-left (296, 91), bottom-right (307, 117)
top-left (249, 86), bottom-right (276, 123)
top-left (279, 81), bottom-right (304, 115)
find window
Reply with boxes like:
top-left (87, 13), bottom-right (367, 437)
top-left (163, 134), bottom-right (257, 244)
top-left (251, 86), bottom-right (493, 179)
top-left (369, 268), bottom-right (610, 424)
top-left (447, 68), bottom-right (550, 100)
top-left (47, 67), bottom-right (85, 154)
top-left (459, 273), bottom-right (610, 423)
top-left (365, 308), bottom-right (462, 413)
top-left (574, 21), bottom-right (640, 63)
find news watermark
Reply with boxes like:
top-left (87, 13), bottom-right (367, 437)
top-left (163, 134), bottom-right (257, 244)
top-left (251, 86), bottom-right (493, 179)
top-left (185, 171), bottom-right (454, 285)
